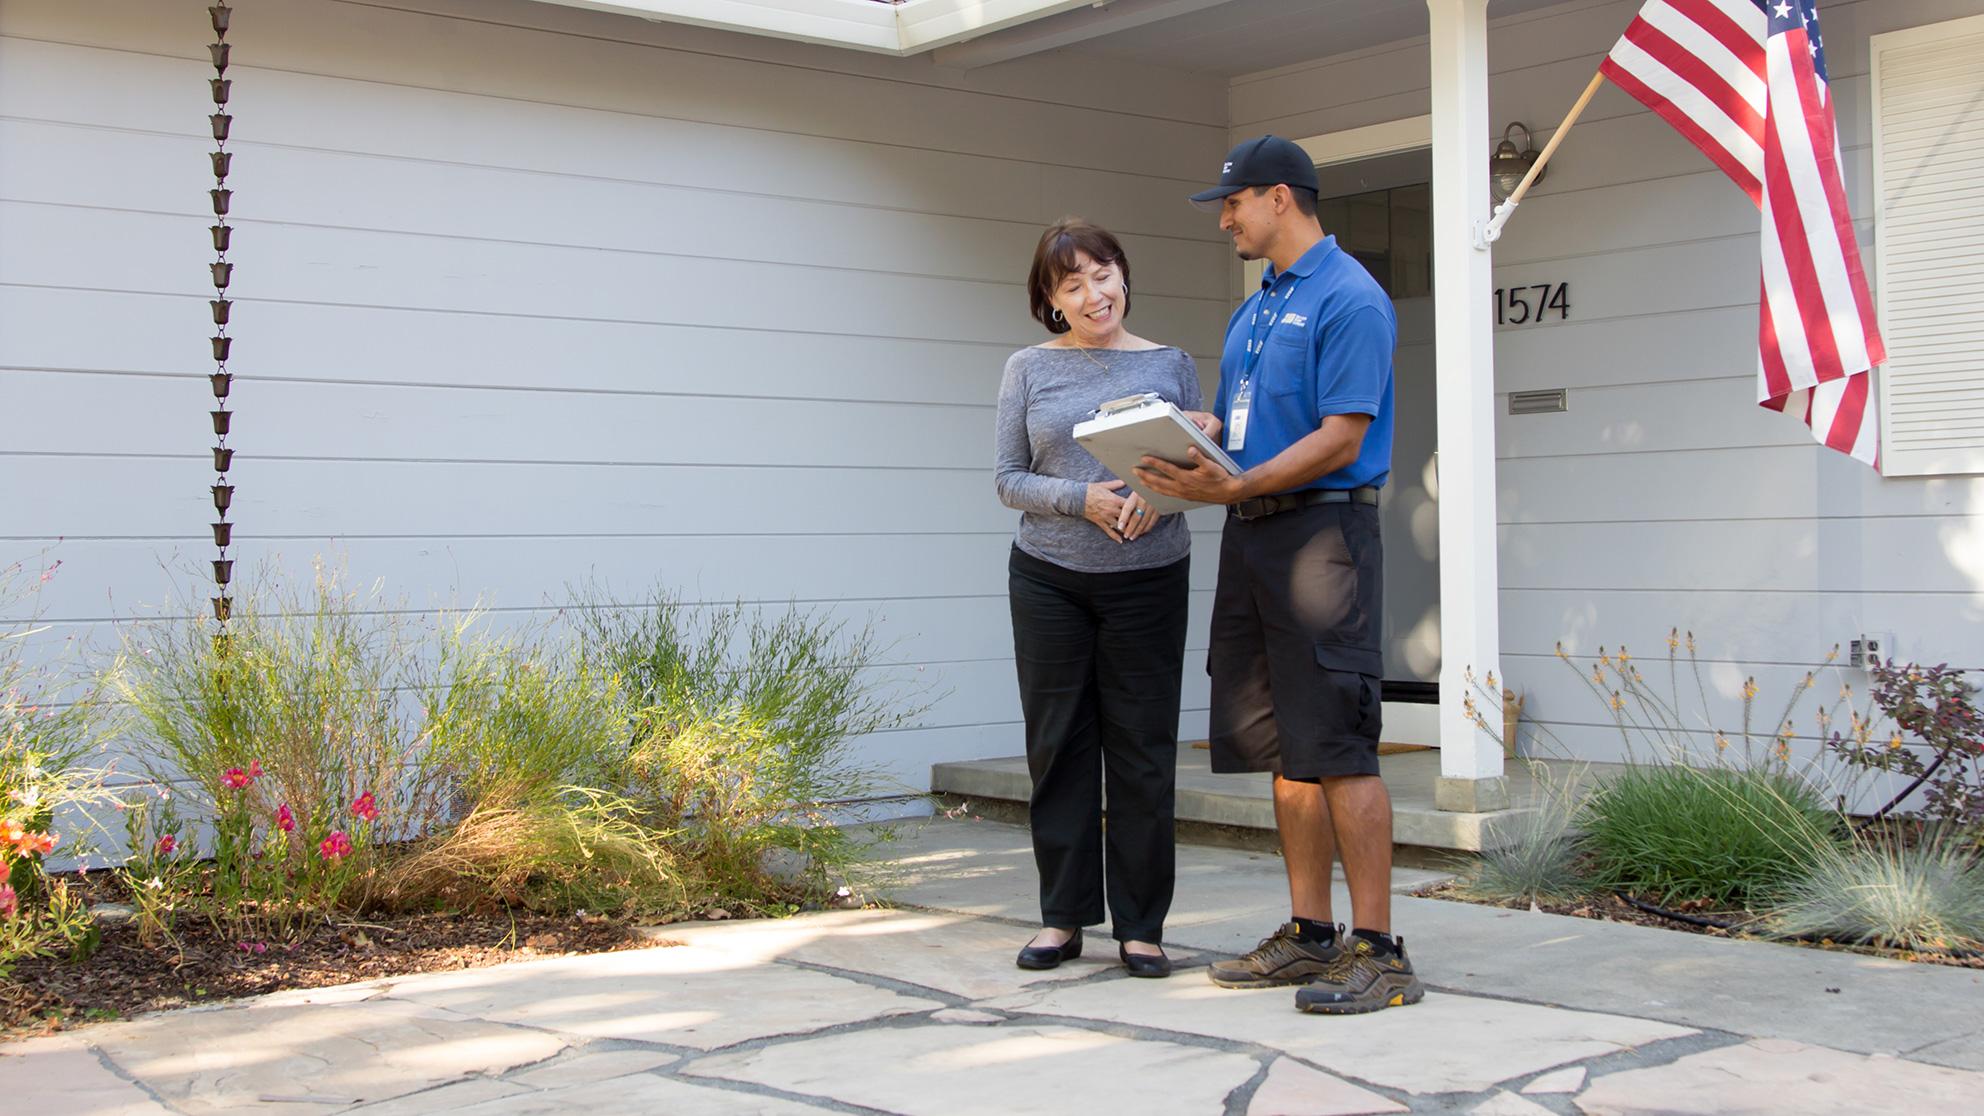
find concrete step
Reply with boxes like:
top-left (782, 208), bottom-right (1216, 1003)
top-left (931, 747), bottom-right (1573, 854)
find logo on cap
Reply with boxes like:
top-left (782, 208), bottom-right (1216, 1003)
top-left (1223, 162), bottom-right (1233, 172)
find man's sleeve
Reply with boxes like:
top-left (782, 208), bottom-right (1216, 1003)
top-left (1312, 304), bottom-right (1395, 419)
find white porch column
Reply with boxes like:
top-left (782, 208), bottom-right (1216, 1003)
top-left (1426, 0), bottom-right (1507, 812)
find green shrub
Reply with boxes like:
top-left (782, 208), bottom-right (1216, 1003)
top-left (415, 613), bottom-right (627, 813)
top-left (112, 567), bottom-right (413, 934)
top-left (573, 588), bottom-right (926, 909)
top-left (1580, 762), bottom-right (1842, 907)
top-left (1458, 762), bottom-right (1593, 906)
top-left (2, 557), bottom-right (113, 971)
top-left (1771, 827), bottom-right (1984, 950)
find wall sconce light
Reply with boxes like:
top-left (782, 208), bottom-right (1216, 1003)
top-left (1490, 122), bottom-right (1543, 204)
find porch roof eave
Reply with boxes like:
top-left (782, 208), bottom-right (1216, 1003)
top-left (519, 0), bottom-right (1095, 57)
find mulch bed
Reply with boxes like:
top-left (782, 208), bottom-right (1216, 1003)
top-left (1, 874), bottom-right (680, 1040)
top-left (1420, 883), bottom-right (1984, 969)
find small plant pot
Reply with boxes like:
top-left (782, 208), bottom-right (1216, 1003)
top-left (210, 113), bottom-right (231, 141)
top-left (212, 409), bottom-right (231, 436)
top-left (211, 261), bottom-right (232, 289)
top-left (212, 483), bottom-right (234, 514)
top-left (212, 521), bottom-right (233, 548)
top-left (210, 372), bottom-right (232, 399)
top-left (210, 5), bottom-right (230, 35)
top-left (210, 43), bottom-right (230, 71)
top-left (212, 447), bottom-right (233, 472)
top-left (211, 335), bottom-right (231, 362)
top-left (210, 298), bottom-right (230, 326)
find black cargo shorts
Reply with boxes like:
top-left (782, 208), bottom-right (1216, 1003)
top-left (1207, 499), bottom-right (1383, 780)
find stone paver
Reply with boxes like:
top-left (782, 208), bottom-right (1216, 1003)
top-left (982, 980), bottom-right (1693, 1094)
top-left (91, 999), bottom-right (568, 1114)
top-left (1245, 1057), bottom-right (1406, 1115)
top-left (653, 907), bottom-right (1113, 999)
top-left (382, 939), bottom-right (941, 1049)
top-left (1521, 1066), bottom-right (1587, 1094)
top-left (687, 1022), bottom-right (1260, 1115)
top-left (11, 818), bottom-right (1984, 1116)
top-left (1470, 1092), bottom-right (1557, 1116)
top-left (0, 1035), bottom-right (174, 1115)
top-left (1575, 1038), bottom-right (1984, 1115)
top-left (444, 1074), bottom-right (842, 1114)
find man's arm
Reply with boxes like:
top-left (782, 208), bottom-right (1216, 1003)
top-left (1135, 413), bottom-right (1371, 505)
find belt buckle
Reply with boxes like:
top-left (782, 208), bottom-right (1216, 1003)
top-left (1229, 497), bottom-right (1269, 521)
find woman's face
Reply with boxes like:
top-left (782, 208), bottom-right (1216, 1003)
top-left (1048, 252), bottom-right (1127, 345)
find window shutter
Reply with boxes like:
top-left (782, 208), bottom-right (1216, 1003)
top-left (1872, 14), bottom-right (1984, 477)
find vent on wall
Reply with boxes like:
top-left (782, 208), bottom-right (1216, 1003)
top-left (1508, 389), bottom-right (1567, 415)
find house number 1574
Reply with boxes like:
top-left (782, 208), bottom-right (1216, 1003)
top-left (1495, 282), bottom-right (1570, 325)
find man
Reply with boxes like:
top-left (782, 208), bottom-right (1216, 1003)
top-left (1137, 134), bottom-right (1422, 1015)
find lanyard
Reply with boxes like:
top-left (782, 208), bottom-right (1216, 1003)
top-left (1237, 273), bottom-right (1303, 390)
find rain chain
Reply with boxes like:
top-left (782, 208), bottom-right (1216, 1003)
top-left (207, 4), bottom-right (235, 629)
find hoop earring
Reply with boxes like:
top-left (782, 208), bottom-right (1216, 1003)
top-left (1052, 308), bottom-right (1064, 323)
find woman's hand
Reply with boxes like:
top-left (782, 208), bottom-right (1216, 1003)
top-left (1084, 480), bottom-right (1131, 542)
top-left (1116, 490), bottom-right (1161, 541)
top-left (1184, 410), bottom-right (1223, 441)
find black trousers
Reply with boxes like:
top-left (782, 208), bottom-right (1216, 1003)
top-left (1008, 546), bottom-right (1189, 944)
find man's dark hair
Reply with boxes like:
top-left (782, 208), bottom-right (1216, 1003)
top-left (1252, 183), bottom-right (1319, 219)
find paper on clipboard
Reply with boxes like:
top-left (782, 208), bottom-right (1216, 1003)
top-left (1072, 393), bottom-right (1240, 514)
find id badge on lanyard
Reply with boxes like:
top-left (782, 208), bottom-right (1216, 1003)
top-left (1229, 278), bottom-right (1297, 454)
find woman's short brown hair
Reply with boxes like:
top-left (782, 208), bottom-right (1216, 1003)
top-left (1026, 219), bottom-right (1132, 334)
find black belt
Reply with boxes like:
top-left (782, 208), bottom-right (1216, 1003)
top-left (1228, 486), bottom-right (1379, 521)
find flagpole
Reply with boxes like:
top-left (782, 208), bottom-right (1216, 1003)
top-left (1475, 70), bottom-right (1608, 248)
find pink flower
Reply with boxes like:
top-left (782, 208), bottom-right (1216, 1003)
top-left (276, 803), bottom-right (296, 833)
top-left (319, 830), bottom-right (352, 860)
top-left (351, 792), bottom-right (379, 823)
top-left (0, 883), bottom-right (15, 919)
top-left (248, 760), bottom-right (264, 779)
top-left (221, 767), bottom-right (251, 791)
top-left (156, 834), bottom-right (178, 856)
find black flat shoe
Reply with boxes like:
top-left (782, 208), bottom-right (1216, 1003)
top-left (1120, 944), bottom-right (1172, 979)
top-left (1016, 928), bottom-right (1082, 970)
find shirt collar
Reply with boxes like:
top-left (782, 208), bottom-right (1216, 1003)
top-left (1260, 235), bottom-right (1339, 287)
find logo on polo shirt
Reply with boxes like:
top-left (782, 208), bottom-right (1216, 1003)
top-left (1278, 312), bottom-right (1309, 328)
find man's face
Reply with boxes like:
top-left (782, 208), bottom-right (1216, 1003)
top-left (1218, 187), bottom-right (1279, 261)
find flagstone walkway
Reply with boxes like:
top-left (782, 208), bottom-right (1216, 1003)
top-left (6, 818), bottom-right (1981, 1114)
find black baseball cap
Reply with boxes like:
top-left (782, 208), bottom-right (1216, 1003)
top-left (1188, 135), bottom-right (1319, 209)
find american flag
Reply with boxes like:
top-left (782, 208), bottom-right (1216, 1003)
top-left (1600, 0), bottom-right (1885, 467)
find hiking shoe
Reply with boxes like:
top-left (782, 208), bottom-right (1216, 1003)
top-left (1207, 922), bottom-right (1344, 988)
top-left (1293, 936), bottom-right (1425, 1015)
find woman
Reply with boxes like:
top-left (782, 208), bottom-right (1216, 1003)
top-left (994, 219), bottom-right (1217, 979)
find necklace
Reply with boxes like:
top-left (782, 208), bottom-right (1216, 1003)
top-left (1070, 344), bottom-right (1115, 376)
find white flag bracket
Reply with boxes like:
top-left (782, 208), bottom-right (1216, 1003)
top-left (1472, 71), bottom-right (1607, 252)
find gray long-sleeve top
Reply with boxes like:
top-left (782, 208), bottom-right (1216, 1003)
top-left (993, 345), bottom-right (1203, 573)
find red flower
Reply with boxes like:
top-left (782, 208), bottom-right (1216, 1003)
top-left (319, 830), bottom-right (352, 861)
top-left (351, 792), bottom-right (380, 823)
top-left (0, 858), bottom-right (11, 885)
top-left (276, 803), bottom-right (296, 833)
top-left (221, 767), bottom-right (252, 791)
top-left (248, 760), bottom-right (264, 779)
top-left (156, 834), bottom-right (178, 856)
top-left (0, 883), bottom-right (15, 919)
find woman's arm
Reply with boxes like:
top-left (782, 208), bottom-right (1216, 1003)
top-left (993, 356), bottom-right (1087, 516)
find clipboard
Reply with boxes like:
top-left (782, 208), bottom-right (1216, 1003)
top-left (1072, 393), bottom-right (1241, 514)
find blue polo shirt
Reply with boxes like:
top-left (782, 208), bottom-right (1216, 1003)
top-left (1214, 236), bottom-right (1395, 493)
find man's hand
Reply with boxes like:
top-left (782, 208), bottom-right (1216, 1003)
top-left (1136, 448), bottom-right (1243, 506)
top-left (1183, 410), bottom-right (1223, 441)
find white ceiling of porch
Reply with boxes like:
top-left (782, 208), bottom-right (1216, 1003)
top-left (1061, 0), bottom-right (1575, 76)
